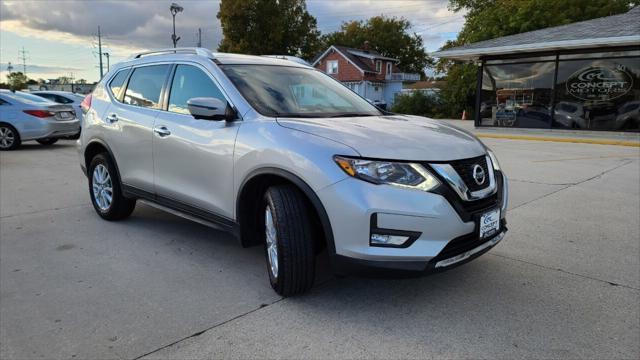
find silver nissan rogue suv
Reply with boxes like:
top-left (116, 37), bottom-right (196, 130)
top-left (79, 48), bottom-right (508, 296)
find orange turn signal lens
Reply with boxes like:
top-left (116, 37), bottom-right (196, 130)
top-left (334, 157), bottom-right (356, 177)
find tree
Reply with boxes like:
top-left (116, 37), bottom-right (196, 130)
top-left (7, 72), bottom-right (28, 91)
top-left (217, 0), bottom-right (322, 60)
top-left (321, 16), bottom-right (432, 77)
top-left (438, 0), bottom-right (635, 118)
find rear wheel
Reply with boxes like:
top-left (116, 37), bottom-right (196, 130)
top-left (88, 153), bottom-right (136, 220)
top-left (36, 138), bottom-right (59, 146)
top-left (0, 124), bottom-right (20, 151)
top-left (263, 185), bottom-right (316, 296)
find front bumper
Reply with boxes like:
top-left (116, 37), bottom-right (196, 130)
top-left (332, 228), bottom-right (506, 275)
top-left (317, 169), bottom-right (508, 274)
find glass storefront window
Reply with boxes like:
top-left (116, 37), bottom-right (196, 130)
top-left (554, 57), bottom-right (639, 131)
top-left (480, 62), bottom-right (555, 128)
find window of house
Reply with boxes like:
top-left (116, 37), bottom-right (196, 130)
top-left (123, 65), bottom-right (171, 109)
top-left (376, 60), bottom-right (382, 73)
top-left (386, 62), bottom-right (392, 74)
top-left (168, 65), bottom-right (226, 114)
top-left (327, 60), bottom-right (338, 74)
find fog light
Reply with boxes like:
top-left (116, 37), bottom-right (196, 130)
top-left (370, 233), bottom-right (411, 246)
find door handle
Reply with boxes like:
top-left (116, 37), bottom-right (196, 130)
top-left (153, 125), bottom-right (171, 137)
top-left (106, 113), bottom-right (118, 123)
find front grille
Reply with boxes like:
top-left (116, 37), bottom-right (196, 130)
top-left (449, 156), bottom-right (490, 192)
top-left (461, 193), bottom-right (498, 213)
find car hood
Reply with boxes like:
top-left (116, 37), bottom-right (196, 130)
top-left (276, 115), bottom-right (487, 161)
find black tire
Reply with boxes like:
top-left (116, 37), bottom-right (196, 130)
top-left (0, 123), bottom-right (21, 151)
top-left (36, 138), bottom-right (59, 146)
top-left (263, 185), bottom-right (316, 296)
top-left (88, 153), bottom-right (136, 221)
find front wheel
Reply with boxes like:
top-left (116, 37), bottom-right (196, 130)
top-left (88, 153), bottom-right (136, 220)
top-left (263, 185), bottom-right (316, 296)
top-left (36, 138), bottom-right (59, 146)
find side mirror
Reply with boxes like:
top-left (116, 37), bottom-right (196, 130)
top-left (187, 97), bottom-right (235, 121)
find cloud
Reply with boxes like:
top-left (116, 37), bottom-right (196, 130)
top-left (1, 0), bottom-right (223, 53)
top-left (1, 0), bottom-right (462, 52)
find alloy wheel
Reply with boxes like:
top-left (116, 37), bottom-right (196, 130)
top-left (0, 127), bottom-right (15, 149)
top-left (92, 164), bottom-right (113, 211)
top-left (265, 206), bottom-right (279, 279)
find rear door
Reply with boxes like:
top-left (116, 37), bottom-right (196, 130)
top-left (103, 64), bottom-right (171, 193)
top-left (152, 63), bottom-right (241, 218)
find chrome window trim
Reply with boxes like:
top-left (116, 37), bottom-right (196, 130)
top-left (430, 155), bottom-right (497, 201)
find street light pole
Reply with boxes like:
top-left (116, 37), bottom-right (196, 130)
top-left (170, 3), bottom-right (183, 48)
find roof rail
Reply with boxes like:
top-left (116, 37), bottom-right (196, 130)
top-left (129, 47), bottom-right (215, 59)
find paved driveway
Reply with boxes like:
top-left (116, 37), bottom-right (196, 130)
top-left (1, 139), bottom-right (638, 359)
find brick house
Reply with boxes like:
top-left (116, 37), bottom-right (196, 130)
top-left (312, 44), bottom-right (420, 107)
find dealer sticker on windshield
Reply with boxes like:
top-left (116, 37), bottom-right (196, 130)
top-left (479, 209), bottom-right (500, 239)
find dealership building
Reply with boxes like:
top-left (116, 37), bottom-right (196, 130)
top-left (433, 7), bottom-right (639, 132)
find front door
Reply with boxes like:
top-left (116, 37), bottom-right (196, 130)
top-left (152, 64), bottom-right (240, 219)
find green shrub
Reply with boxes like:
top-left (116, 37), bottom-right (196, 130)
top-left (391, 91), bottom-right (445, 118)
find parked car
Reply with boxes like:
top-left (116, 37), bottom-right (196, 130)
top-left (615, 101), bottom-right (640, 131)
top-left (554, 101), bottom-right (587, 129)
top-left (0, 90), bottom-right (80, 150)
top-left (79, 48), bottom-right (508, 296)
top-left (31, 90), bottom-right (85, 139)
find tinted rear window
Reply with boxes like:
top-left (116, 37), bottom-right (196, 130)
top-left (123, 65), bottom-right (170, 109)
top-left (109, 69), bottom-right (130, 99)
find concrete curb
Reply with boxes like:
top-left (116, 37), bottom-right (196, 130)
top-left (475, 133), bottom-right (640, 147)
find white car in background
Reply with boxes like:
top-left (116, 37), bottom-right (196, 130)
top-left (0, 90), bottom-right (80, 150)
top-left (31, 90), bottom-right (85, 118)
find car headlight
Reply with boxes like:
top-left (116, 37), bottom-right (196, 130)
top-left (333, 156), bottom-right (440, 191)
top-left (487, 149), bottom-right (501, 171)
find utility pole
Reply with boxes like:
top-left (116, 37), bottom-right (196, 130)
top-left (18, 47), bottom-right (28, 75)
top-left (103, 52), bottom-right (110, 71)
top-left (97, 26), bottom-right (104, 78)
top-left (197, 28), bottom-right (202, 47)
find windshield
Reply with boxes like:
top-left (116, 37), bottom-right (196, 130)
top-left (3, 91), bottom-right (54, 104)
top-left (220, 65), bottom-right (383, 118)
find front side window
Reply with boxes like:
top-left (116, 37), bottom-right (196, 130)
top-left (326, 60), bottom-right (338, 74)
top-left (123, 65), bottom-right (170, 109)
top-left (376, 60), bottom-right (382, 73)
top-left (168, 65), bottom-right (226, 114)
top-left (221, 65), bottom-right (383, 118)
top-left (386, 62), bottom-right (392, 74)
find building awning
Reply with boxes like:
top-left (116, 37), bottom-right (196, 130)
top-left (432, 7), bottom-right (640, 61)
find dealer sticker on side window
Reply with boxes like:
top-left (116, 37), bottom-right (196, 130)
top-left (479, 209), bottom-right (500, 239)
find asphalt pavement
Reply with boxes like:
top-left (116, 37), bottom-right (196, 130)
top-left (1, 138), bottom-right (639, 359)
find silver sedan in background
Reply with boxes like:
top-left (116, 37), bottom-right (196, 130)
top-left (0, 90), bottom-right (80, 150)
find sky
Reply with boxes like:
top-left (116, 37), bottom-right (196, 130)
top-left (0, 0), bottom-right (465, 83)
